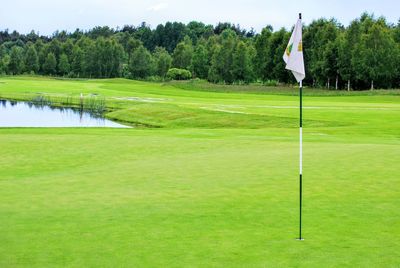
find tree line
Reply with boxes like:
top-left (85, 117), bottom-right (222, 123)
top-left (0, 13), bottom-right (399, 89)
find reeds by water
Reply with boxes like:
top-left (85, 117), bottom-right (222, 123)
top-left (83, 95), bottom-right (106, 116)
top-left (29, 94), bottom-right (106, 116)
top-left (30, 95), bottom-right (52, 107)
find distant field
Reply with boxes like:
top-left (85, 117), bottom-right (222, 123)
top-left (0, 76), bottom-right (399, 267)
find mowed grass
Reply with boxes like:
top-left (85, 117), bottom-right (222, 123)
top-left (0, 76), bottom-right (399, 267)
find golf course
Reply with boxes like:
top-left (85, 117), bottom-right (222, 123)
top-left (0, 76), bottom-right (399, 267)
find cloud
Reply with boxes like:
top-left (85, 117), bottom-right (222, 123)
top-left (148, 2), bottom-right (168, 12)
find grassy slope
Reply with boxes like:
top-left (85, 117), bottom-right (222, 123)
top-left (0, 76), bottom-right (399, 267)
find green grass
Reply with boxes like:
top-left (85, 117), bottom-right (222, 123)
top-left (0, 76), bottom-right (399, 267)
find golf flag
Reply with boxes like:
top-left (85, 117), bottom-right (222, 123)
top-left (284, 14), bottom-right (305, 240)
top-left (283, 17), bottom-right (305, 82)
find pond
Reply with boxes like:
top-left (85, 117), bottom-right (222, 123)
top-left (0, 100), bottom-right (130, 128)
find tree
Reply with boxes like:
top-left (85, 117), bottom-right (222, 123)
top-left (62, 39), bottom-right (74, 61)
top-left (42, 52), bottom-right (57, 75)
top-left (24, 45), bottom-right (39, 73)
top-left (94, 37), bottom-right (124, 78)
top-left (303, 19), bottom-right (340, 87)
top-left (172, 36), bottom-right (193, 69)
top-left (134, 22), bottom-right (154, 51)
top-left (232, 41), bottom-right (254, 83)
top-left (353, 22), bottom-right (398, 89)
top-left (187, 21), bottom-right (214, 43)
top-left (214, 22), bottom-right (246, 37)
top-left (78, 37), bottom-right (96, 77)
top-left (126, 37), bottom-right (142, 61)
top-left (88, 26), bottom-right (115, 39)
top-left (0, 16), bottom-right (398, 89)
top-left (8, 46), bottom-right (24, 75)
top-left (254, 26), bottom-right (273, 80)
top-left (268, 29), bottom-right (291, 83)
top-left (208, 44), bottom-right (223, 83)
top-left (58, 53), bottom-right (70, 75)
top-left (191, 43), bottom-right (209, 79)
top-left (207, 29), bottom-right (237, 83)
top-left (0, 45), bottom-right (9, 74)
top-left (153, 22), bottom-right (188, 53)
top-left (0, 56), bottom-right (10, 74)
top-left (218, 29), bottom-right (236, 83)
top-left (338, 19), bottom-right (361, 90)
top-left (129, 45), bottom-right (153, 78)
top-left (394, 20), bottom-right (400, 43)
top-left (48, 39), bottom-right (62, 60)
top-left (166, 68), bottom-right (192, 80)
top-left (71, 46), bottom-right (84, 77)
top-left (79, 37), bottom-right (123, 78)
top-left (322, 39), bottom-right (340, 89)
top-left (37, 43), bottom-right (49, 73)
top-left (153, 47), bottom-right (172, 77)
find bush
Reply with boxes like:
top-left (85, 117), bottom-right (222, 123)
top-left (166, 68), bottom-right (192, 80)
top-left (146, 76), bottom-right (164, 82)
top-left (121, 64), bottom-right (131, 78)
top-left (263, 80), bottom-right (279, 86)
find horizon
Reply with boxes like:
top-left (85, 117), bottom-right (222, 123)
top-left (1, 0), bottom-right (399, 35)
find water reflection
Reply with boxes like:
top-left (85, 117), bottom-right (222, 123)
top-left (0, 99), bottom-right (130, 128)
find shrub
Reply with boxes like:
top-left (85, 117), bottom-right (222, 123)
top-left (264, 80), bottom-right (279, 86)
top-left (166, 68), bottom-right (192, 80)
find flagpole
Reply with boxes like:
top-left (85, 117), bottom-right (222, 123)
top-left (298, 12), bottom-right (304, 241)
top-left (299, 79), bottom-right (303, 241)
top-left (282, 12), bottom-right (305, 240)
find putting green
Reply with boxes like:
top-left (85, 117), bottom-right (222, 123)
top-left (0, 76), bottom-right (399, 267)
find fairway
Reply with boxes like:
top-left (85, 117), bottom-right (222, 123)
top-left (0, 77), bottom-right (399, 267)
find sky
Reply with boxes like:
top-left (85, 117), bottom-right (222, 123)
top-left (0, 0), bottom-right (399, 35)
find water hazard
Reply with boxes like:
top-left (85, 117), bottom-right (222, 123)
top-left (0, 99), bottom-right (129, 128)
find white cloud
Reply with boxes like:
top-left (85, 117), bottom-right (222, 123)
top-left (148, 2), bottom-right (168, 12)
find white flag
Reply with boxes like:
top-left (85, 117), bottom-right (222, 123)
top-left (283, 18), bottom-right (305, 82)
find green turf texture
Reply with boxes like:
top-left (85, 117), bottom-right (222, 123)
top-left (0, 76), bottom-right (399, 267)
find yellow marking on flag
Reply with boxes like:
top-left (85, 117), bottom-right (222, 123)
top-left (298, 41), bottom-right (303, 52)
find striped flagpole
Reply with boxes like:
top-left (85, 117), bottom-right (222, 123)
top-left (299, 79), bottom-right (303, 240)
top-left (282, 12), bottom-right (305, 240)
top-left (297, 12), bottom-right (304, 241)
